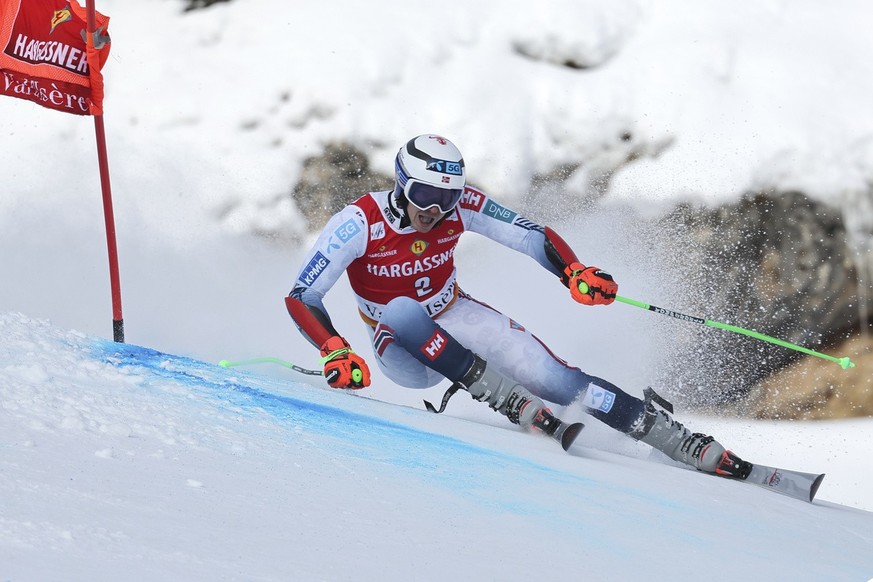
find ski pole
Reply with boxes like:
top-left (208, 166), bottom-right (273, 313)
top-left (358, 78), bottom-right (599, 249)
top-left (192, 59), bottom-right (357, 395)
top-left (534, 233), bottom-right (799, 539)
top-left (576, 282), bottom-right (856, 370)
top-left (218, 357), bottom-right (323, 376)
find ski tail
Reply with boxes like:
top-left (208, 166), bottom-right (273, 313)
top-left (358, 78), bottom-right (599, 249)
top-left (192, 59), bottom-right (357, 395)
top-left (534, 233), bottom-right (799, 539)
top-left (741, 461), bottom-right (825, 503)
top-left (809, 473), bottom-right (826, 502)
top-left (532, 409), bottom-right (584, 451)
top-left (713, 449), bottom-right (824, 502)
top-left (558, 421), bottom-right (585, 451)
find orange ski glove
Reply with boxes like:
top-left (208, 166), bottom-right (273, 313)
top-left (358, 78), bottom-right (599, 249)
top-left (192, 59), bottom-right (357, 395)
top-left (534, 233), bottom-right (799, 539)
top-left (320, 335), bottom-right (371, 389)
top-left (565, 262), bottom-right (618, 306)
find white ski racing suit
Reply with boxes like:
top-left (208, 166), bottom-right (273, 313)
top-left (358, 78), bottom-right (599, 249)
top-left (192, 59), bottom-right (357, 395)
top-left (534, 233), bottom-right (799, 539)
top-left (288, 186), bottom-right (645, 431)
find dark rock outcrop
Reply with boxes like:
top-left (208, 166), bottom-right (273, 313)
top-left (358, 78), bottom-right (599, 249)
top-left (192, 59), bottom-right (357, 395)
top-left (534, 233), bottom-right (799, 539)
top-left (293, 142), bottom-right (393, 230)
top-left (661, 191), bottom-right (862, 405)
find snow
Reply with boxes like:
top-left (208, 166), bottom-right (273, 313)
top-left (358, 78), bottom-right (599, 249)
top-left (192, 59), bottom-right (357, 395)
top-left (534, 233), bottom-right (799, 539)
top-left (2, 312), bottom-right (872, 581)
top-left (2, 0), bottom-right (873, 578)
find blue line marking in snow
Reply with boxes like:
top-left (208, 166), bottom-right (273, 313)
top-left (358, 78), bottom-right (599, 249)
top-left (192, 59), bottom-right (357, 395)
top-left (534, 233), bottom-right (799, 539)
top-left (89, 340), bottom-right (550, 467)
top-left (89, 339), bottom-right (686, 521)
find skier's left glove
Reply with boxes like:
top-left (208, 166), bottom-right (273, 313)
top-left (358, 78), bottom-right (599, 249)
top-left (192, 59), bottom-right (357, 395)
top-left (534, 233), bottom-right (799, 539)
top-left (565, 262), bottom-right (618, 305)
top-left (320, 335), bottom-right (371, 389)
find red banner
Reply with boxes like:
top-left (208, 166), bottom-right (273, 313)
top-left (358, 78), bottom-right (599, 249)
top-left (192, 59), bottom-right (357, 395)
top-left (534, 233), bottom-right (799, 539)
top-left (0, 0), bottom-right (111, 115)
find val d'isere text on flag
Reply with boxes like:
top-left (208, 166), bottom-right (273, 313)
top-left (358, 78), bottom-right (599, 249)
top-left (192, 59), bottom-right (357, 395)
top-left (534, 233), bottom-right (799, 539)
top-left (0, 0), bottom-right (110, 115)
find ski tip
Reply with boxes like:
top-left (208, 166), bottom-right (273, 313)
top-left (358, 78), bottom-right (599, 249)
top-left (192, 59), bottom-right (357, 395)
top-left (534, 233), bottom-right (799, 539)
top-left (561, 422), bottom-right (585, 451)
top-left (809, 473), bottom-right (826, 502)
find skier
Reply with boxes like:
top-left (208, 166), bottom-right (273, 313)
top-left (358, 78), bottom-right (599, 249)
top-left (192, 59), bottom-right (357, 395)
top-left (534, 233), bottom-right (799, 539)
top-left (286, 133), bottom-right (750, 478)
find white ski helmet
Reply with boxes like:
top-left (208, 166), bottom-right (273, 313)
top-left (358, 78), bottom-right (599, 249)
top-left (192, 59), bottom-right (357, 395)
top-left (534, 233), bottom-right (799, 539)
top-left (394, 134), bottom-right (466, 213)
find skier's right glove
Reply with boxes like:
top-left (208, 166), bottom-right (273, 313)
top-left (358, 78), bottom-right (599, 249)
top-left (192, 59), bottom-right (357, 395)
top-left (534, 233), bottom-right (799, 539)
top-left (320, 335), bottom-right (371, 389)
top-left (565, 262), bottom-right (618, 306)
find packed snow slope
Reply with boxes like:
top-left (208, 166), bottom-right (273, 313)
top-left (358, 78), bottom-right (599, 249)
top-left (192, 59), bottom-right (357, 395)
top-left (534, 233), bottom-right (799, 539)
top-left (2, 313), bottom-right (872, 581)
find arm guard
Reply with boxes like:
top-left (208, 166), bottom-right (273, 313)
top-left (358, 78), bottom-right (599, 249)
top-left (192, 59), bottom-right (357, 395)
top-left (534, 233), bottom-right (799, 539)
top-left (543, 226), bottom-right (582, 286)
top-left (285, 291), bottom-right (338, 349)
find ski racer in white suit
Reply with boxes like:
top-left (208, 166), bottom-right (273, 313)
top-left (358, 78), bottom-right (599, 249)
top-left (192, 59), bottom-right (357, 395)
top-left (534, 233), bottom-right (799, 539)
top-left (287, 134), bottom-right (750, 477)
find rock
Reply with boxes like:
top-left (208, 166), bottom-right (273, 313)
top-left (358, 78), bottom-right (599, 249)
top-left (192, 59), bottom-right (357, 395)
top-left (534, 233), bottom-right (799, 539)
top-left (293, 142), bottom-right (393, 230)
top-left (660, 191), bottom-right (864, 405)
top-left (734, 333), bottom-right (873, 420)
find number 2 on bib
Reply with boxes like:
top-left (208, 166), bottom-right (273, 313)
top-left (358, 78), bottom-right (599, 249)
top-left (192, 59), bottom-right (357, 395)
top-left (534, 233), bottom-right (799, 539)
top-left (415, 276), bottom-right (432, 297)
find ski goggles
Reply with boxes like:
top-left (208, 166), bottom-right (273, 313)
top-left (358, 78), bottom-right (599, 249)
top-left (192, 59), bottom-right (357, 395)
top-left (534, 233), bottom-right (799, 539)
top-left (404, 179), bottom-right (463, 214)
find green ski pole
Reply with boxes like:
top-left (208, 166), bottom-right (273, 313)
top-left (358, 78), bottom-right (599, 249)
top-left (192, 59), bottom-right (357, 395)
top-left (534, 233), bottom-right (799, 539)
top-left (577, 282), bottom-right (856, 370)
top-left (218, 357), bottom-right (323, 376)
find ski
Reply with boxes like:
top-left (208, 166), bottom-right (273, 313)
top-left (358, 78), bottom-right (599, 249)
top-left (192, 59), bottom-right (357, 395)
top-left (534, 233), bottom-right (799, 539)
top-left (423, 382), bottom-right (585, 452)
top-left (716, 450), bottom-right (824, 502)
top-left (553, 420), bottom-right (585, 451)
top-left (531, 408), bottom-right (584, 451)
top-left (740, 462), bottom-right (825, 503)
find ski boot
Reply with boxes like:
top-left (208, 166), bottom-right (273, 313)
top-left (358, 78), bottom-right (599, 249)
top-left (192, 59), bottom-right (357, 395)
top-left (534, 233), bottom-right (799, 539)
top-left (460, 355), bottom-right (583, 451)
top-left (629, 388), bottom-right (745, 475)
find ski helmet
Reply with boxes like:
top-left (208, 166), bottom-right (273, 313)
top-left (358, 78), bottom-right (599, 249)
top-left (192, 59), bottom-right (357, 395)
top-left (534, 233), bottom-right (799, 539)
top-left (394, 134), bottom-right (466, 214)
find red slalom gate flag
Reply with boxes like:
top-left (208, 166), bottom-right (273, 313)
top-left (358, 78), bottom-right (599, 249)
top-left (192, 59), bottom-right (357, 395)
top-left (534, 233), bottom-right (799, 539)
top-left (0, 0), bottom-right (111, 115)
